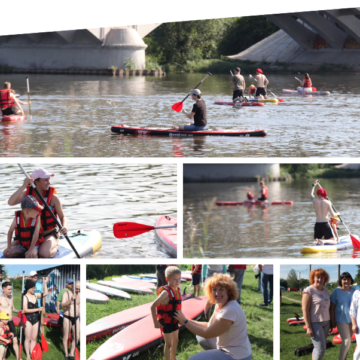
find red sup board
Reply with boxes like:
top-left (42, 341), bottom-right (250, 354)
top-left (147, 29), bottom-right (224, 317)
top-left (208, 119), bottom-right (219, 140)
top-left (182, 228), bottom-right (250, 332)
top-left (86, 288), bottom-right (110, 303)
top-left (154, 215), bottom-right (177, 258)
top-left (43, 317), bottom-right (61, 328)
top-left (289, 320), bottom-right (305, 326)
top-left (88, 296), bottom-right (206, 360)
top-left (180, 273), bottom-right (192, 281)
top-left (45, 313), bottom-right (60, 321)
top-left (214, 100), bottom-right (264, 107)
top-left (217, 201), bottom-right (294, 206)
top-left (0, 114), bottom-right (26, 122)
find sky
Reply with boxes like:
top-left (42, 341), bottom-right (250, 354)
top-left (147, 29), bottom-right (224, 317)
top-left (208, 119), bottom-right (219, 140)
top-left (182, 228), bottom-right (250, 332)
top-left (280, 264), bottom-right (360, 283)
top-left (2, 265), bottom-right (57, 277)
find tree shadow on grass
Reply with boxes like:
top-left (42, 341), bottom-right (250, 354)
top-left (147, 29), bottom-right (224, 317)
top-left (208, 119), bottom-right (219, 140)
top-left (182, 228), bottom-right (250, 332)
top-left (45, 326), bottom-right (68, 354)
top-left (248, 334), bottom-right (273, 355)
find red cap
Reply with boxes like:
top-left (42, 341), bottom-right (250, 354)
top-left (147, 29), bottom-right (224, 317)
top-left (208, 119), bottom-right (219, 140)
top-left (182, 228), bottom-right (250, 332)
top-left (317, 188), bottom-right (327, 199)
top-left (256, 68), bottom-right (263, 74)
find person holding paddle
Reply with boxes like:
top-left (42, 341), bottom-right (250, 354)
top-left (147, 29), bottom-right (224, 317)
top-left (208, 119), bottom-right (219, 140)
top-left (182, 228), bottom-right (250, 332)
top-left (254, 180), bottom-right (268, 202)
top-left (231, 67), bottom-right (246, 102)
top-left (172, 89), bottom-right (207, 131)
top-left (297, 73), bottom-right (312, 90)
top-left (23, 278), bottom-right (48, 360)
top-left (0, 82), bottom-right (30, 116)
top-left (8, 167), bottom-right (68, 258)
top-left (252, 69), bottom-right (269, 99)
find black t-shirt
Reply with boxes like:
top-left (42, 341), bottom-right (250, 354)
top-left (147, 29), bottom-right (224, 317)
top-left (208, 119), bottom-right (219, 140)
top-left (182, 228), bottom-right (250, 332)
top-left (191, 100), bottom-right (207, 127)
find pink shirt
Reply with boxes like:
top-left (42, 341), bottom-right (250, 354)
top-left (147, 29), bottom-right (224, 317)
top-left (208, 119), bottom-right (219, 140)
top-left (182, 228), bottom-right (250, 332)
top-left (303, 285), bottom-right (330, 322)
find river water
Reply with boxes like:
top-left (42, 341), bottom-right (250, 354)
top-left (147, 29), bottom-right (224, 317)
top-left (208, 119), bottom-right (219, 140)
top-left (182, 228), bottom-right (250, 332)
top-left (0, 163), bottom-right (177, 258)
top-left (183, 178), bottom-right (360, 258)
top-left (1, 73), bottom-right (359, 157)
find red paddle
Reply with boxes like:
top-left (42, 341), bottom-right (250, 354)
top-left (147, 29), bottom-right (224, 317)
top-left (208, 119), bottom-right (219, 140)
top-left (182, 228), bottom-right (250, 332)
top-left (40, 279), bottom-right (49, 353)
top-left (172, 72), bottom-right (212, 112)
top-left (113, 222), bottom-right (177, 239)
top-left (19, 272), bottom-right (25, 360)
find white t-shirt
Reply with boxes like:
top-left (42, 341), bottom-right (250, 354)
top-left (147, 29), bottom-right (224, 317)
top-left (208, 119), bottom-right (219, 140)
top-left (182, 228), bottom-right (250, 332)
top-left (208, 265), bottom-right (223, 272)
top-left (211, 300), bottom-right (252, 359)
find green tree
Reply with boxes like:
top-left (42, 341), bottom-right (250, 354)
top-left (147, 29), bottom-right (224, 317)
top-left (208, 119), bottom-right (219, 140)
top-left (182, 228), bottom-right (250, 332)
top-left (287, 269), bottom-right (299, 288)
top-left (280, 278), bottom-right (288, 288)
top-left (354, 265), bottom-right (360, 284)
top-left (300, 279), bottom-right (309, 288)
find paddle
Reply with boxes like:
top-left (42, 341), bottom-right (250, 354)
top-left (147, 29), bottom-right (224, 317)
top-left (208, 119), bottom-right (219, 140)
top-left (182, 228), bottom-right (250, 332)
top-left (73, 273), bottom-right (80, 360)
top-left (40, 278), bottom-right (49, 353)
top-left (19, 271), bottom-right (25, 360)
top-left (249, 74), bottom-right (285, 103)
top-left (171, 72), bottom-right (212, 112)
top-left (113, 222), bottom-right (177, 239)
top-left (295, 77), bottom-right (316, 91)
top-left (318, 183), bottom-right (360, 248)
top-left (18, 163), bottom-right (81, 258)
top-left (31, 299), bottom-right (42, 360)
top-left (26, 77), bottom-right (32, 119)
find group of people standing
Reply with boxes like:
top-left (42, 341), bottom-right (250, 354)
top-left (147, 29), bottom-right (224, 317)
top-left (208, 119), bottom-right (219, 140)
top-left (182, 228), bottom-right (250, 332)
top-left (302, 268), bottom-right (360, 360)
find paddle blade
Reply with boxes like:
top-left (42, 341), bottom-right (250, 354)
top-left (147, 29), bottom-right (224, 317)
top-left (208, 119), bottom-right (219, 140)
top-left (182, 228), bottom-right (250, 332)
top-left (41, 334), bottom-right (49, 353)
top-left (19, 344), bottom-right (22, 360)
top-left (75, 348), bottom-right (80, 360)
top-left (113, 222), bottom-right (155, 239)
top-left (68, 334), bottom-right (71, 347)
top-left (172, 102), bottom-right (183, 112)
top-left (31, 343), bottom-right (42, 360)
top-left (277, 98), bottom-right (285, 103)
top-left (350, 234), bottom-right (360, 249)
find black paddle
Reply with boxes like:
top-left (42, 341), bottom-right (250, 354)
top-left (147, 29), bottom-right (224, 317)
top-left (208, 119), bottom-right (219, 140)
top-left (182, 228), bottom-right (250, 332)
top-left (19, 271), bottom-right (25, 360)
top-left (73, 273), bottom-right (79, 360)
top-left (26, 77), bottom-right (32, 119)
top-left (18, 164), bottom-right (81, 258)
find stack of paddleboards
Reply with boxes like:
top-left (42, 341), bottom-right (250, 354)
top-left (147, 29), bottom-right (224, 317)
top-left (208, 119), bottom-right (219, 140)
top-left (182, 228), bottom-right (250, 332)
top-left (86, 282), bottom-right (131, 299)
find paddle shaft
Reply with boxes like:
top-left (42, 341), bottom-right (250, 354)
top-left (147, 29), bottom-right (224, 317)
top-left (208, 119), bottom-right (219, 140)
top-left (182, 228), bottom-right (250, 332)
top-left (230, 70), bottom-right (234, 76)
top-left (19, 271), bottom-right (25, 360)
top-left (18, 164), bottom-right (81, 258)
top-left (73, 273), bottom-right (77, 351)
top-left (179, 72), bottom-right (212, 103)
top-left (26, 77), bottom-right (31, 116)
top-left (295, 77), bottom-right (302, 83)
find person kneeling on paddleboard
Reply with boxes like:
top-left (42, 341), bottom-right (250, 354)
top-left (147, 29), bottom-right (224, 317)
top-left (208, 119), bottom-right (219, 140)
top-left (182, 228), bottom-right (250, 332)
top-left (246, 188), bottom-right (254, 202)
top-left (231, 67), bottom-right (246, 102)
top-left (311, 180), bottom-right (341, 246)
top-left (0, 82), bottom-right (30, 116)
top-left (7, 167), bottom-right (67, 258)
top-left (173, 89), bottom-right (207, 131)
top-left (151, 266), bottom-right (182, 360)
top-left (254, 181), bottom-right (268, 201)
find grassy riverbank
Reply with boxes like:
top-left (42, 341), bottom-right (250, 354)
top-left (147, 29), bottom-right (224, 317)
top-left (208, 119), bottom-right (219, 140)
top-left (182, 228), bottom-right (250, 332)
top-left (86, 268), bottom-right (273, 360)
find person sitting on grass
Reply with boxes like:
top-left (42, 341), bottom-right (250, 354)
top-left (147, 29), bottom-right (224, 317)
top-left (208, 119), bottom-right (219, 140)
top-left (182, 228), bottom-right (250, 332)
top-left (172, 89), bottom-right (207, 131)
top-left (151, 266), bottom-right (182, 360)
top-left (0, 312), bottom-right (12, 360)
top-left (4, 196), bottom-right (44, 258)
top-left (174, 273), bottom-right (252, 360)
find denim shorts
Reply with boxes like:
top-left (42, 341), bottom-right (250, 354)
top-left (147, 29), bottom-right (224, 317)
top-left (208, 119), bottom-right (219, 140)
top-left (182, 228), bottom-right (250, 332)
top-left (183, 123), bottom-right (207, 131)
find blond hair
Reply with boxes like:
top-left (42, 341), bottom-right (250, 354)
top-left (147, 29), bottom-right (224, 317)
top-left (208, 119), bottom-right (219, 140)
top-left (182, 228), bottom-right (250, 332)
top-left (165, 266), bottom-right (181, 278)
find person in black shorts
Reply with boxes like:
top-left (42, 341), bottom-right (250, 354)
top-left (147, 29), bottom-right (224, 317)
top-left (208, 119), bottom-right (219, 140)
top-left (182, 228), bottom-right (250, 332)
top-left (231, 67), bottom-right (245, 102)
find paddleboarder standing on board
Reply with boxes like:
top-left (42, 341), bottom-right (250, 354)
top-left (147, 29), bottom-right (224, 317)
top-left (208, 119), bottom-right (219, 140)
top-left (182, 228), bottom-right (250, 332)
top-left (311, 180), bottom-right (341, 245)
top-left (172, 89), bottom-right (207, 131)
top-left (231, 67), bottom-right (246, 102)
top-left (0, 82), bottom-right (30, 116)
top-left (252, 69), bottom-right (269, 99)
top-left (254, 181), bottom-right (268, 202)
top-left (151, 266), bottom-right (182, 360)
top-left (7, 167), bottom-right (68, 258)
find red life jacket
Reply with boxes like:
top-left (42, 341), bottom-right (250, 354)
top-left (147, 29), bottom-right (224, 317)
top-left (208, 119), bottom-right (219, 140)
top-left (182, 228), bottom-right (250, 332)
top-left (263, 185), bottom-right (269, 198)
top-left (303, 79), bottom-right (311, 88)
top-left (0, 325), bottom-right (12, 346)
top-left (250, 87), bottom-right (256, 94)
top-left (26, 186), bottom-right (58, 231)
top-left (156, 285), bottom-right (181, 324)
top-left (14, 210), bottom-right (44, 250)
top-left (0, 89), bottom-right (15, 109)
top-left (247, 191), bottom-right (254, 200)
top-left (191, 265), bottom-right (202, 274)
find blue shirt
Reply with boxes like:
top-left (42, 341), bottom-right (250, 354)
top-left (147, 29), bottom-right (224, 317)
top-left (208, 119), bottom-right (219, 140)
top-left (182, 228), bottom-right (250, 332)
top-left (330, 287), bottom-right (355, 323)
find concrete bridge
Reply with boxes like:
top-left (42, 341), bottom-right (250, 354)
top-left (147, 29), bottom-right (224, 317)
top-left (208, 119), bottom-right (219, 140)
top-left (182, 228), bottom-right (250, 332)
top-left (230, 8), bottom-right (360, 69)
top-left (0, 25), bottom-right (160, 71)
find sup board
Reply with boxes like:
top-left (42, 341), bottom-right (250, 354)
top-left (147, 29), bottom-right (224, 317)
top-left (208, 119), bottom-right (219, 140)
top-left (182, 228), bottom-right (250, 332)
top-left (282, 89), bottom-right (330, 95)
top-left (45, 313), bottom-right (60, 321)
top-left (86, 293), bottom-right (194, 343)
top-left (0, 229), bottom-right (102, 259)
top-left (180, 273), bottom-right (192, 281)
top-left (113, 277), bottom-right (156, 289)
top-left (289, 320), bottom-right (305, 326)
top-left (86, 288), bottom-right (109, 303)
top-left (301, 234), bottom-right (358, 253)
top-left (139, 274), bottom-right (187, 283)
top-left (214, 100), bottom-right (264, 107)
top-left (86, 283), bottom-right (131, 299)
top-left (123, 276), bottom-right (158, 285)
top-left (0, 114), bottom-right (26, 122)
top-left (154, 214), bottom-right (177, 258)
top-left (43, 317), bottom-right (61, 328)
top-left (88, 296), bottom-right (206, 360)
top-left (303, 325), bottom-right (338, 335)
top-left (97, 280), bottom-right (153, 295)
top-left (286, 316), bottom-right (304, 322)
top-left (216, 201), bottom-right (294, 206)
top-left (111, 124), bottom-right (267, 137)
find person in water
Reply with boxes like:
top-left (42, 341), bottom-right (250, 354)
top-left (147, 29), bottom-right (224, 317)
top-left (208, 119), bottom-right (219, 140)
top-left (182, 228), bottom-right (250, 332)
top-left (252, 69), bottom-right (269, 99)
top-left (0, 82), bottom-right (30, 116)
top-left (311, 180), bottom-right (341, 246)
top-left (298, 73), bottom-right (312, 90)
top-left (246, 188), bottom-right (254, 202)
top-left (231, 67), bottom-right (246, 102)
top-left (173, 89), bottom-right (207, 131)
top-left (254, 181), bottom-right (268, 201)
top-left (7, 167), bottom-right (68, 258)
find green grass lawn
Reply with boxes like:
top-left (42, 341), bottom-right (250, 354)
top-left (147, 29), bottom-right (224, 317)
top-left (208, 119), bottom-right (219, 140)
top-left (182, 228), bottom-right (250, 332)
top-left (280, 292), bottom-right (356, 359)
top-left (86, 268), bottom-right (273, 360)
top-left (4, 289), bottom-right (75, 360)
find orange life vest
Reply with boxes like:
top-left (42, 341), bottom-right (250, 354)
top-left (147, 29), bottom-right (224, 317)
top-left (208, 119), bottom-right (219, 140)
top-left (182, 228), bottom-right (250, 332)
top-left (26, 186), bottom-right (58, 231)
top-left (0, 325), bottom-right (12, 346)
top-left (156, 285), bottom-right (181, 324)
top-left (14, 210), bottom-right (44, 249)
top-left (247, 191), bottom-right (254, 200)
top-left (0, 89), bottom-right (15, 109)
top-left (303, 79), bottom-right (311, 88)
top-left (191, 265), bottom-right (202, 275)
top-left (263, 185), bottom-right (269, 198)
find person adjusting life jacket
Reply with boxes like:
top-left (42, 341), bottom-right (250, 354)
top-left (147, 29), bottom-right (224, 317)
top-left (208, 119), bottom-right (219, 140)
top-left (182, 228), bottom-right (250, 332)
top-left (26, 186), bottom-right (58, 231)
top-left (191, 265), bottom-right (202, 275)
top-left (14, 210), bottom-right (44, 249)
top-left (0, 89), bottom-right (15, 109)
top-left (156, 285), bottom-right (182, 324)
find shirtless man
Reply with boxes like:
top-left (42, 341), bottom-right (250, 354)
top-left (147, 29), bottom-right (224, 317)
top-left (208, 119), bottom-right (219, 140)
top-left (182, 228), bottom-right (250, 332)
top-left (61, 280), bottom-right (80, 360)
top-left (7, 167), bottom-right (68, 258)
top-left (0, 282), bottom-right (19, 359)
top-left (311, 180), bottom-right (341, 245)
top-left (251, 69), bottom-right (269, 99)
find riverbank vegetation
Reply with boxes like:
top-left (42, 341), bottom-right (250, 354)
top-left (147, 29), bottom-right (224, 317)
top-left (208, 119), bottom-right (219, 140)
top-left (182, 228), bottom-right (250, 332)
top-left (144, 17), bottom-right (279, 73)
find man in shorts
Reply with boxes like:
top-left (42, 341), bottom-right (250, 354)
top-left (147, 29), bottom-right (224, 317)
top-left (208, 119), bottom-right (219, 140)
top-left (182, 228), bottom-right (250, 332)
top-left (231, 67), bottom-right (246, 102)
top-left (191, 265), bottom-right (202, 297)
top-left (311, 180), bottom-right (341, 245)
top-left (252, 69), bottom-right (269, 99)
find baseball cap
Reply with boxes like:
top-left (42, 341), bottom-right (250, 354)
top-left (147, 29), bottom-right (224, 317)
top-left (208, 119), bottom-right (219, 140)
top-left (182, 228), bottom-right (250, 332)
top-left (21, 196), bottom-right (43, 213)
top-left (0, 312), bottom-right (10, 320)
top-left (29, 271), bottom-right (38, 276)
top-left (66, 279), bottom-right (74, 284)
top-left (31, 168), bottom-right (54, 180)
top-left (191, 89), bottom-right (201, 96)
top-left (256, 68), bottom-right (263, 74)
top-left (317, 188), bottom-right (328, 199)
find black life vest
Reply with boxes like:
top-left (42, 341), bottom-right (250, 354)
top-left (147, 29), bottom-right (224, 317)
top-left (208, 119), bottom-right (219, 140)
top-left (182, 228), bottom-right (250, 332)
top-left (14, 210), bottom-right (44, 249)
top-left (156, 285), bottom-right (181, 324)
top-left (0, 89), bottom-right (15, 109)
top-left (0, 325), bottom-right (12, 346)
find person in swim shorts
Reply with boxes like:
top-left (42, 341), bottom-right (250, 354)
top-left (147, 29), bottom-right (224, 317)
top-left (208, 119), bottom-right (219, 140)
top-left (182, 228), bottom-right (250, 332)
top-left (172, 89), bottom-right (207, 131)
top-left (311, 180), bottom-right (341, 245)
top-left (151, 266), bottom-right (182, 360)
top-left (231, 67), bottom-right (246, 102)
top-left (252, 69), bottom-right (269, 99)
